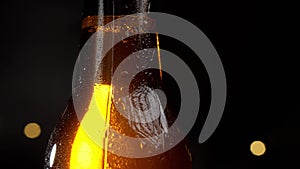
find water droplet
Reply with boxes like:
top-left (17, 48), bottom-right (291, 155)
top-left (120, 71), bottom-right (128, 78)
top-left (121, 102), bottom-right (126, 110)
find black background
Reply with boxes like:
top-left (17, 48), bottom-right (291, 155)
top-left (0, 0), bottom-right (298, 169)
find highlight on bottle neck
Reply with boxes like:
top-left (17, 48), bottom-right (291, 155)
top-left (83, 0), bottom-right (150, 18)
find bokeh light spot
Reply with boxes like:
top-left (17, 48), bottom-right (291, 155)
top-left (24, 122), bottom-right (41, 139)
top-left (250, 140), bottom-right (266, 156)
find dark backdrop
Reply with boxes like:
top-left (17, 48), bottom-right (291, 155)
top-left (0, 0), bottom-right (298, 169)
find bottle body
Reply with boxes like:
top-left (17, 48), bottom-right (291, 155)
top-left (45, 99), bottom-right (192, 169)
top-left (45, 1), bottom-right (193, 168)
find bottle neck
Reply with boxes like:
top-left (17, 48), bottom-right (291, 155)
top-left (80, 0), bottom-right (151, 47)
top-left (83, 0), bottom-right (150, 18)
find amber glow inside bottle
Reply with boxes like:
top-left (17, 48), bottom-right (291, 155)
top-left (44, 0), bottom-right (193, 169)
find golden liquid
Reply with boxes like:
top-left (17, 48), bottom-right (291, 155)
top-left (70, 84), bottom-right (111, 169)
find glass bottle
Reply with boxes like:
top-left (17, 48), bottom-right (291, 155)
top-left (44, 0), bottom-right (193, 168)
